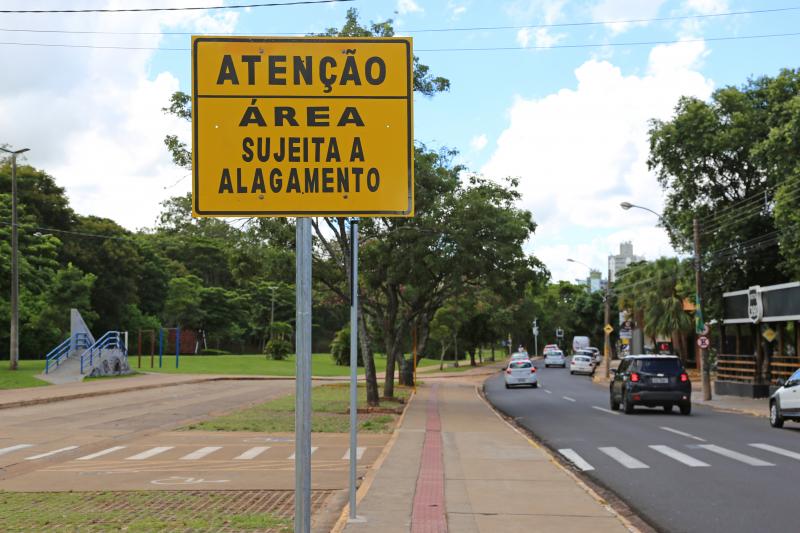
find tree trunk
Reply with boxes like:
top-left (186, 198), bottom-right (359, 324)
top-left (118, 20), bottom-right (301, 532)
top-left (416, 314), bottom-right (431, 363)
top-left (491, 344), bottom-right (495, 361)
top-left (453, 334), bottom-right (459, 367)
top-left (358, 304), bottom-right (380, 406)
top-left (439, 344), bottom-right (447, 371)
top-left (478, 346), bottom-right (483, 364)
top-left (469, 348), bottom-right (476, 367)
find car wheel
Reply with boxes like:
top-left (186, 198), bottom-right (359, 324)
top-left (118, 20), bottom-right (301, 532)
top-left (623, 392), bottom-right (635, 414)
top-left (505, 383), bottom-right (510, 389)
top-left (770, 401), bottom-right (784, 428)
top-left (532, 382), bottom-right (538, 388)
top-left (570, 370), bottom-right (574, 375)
top-left (679, 402), bottom-right (691, 416)
top-left (610, 393), bottom-right (619, 411)
top-left (663, 403), bottom-right (673, 413)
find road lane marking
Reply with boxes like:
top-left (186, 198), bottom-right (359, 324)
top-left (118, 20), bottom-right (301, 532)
top-left (698, 444), bottom-right (774, 466)
top-left (25, 446), bottom-right (78, 460)
top-left (649, 445), bottom-right (710, 467)
top-left (749, 443), bottom-right (800, 461)
top-left (126, 447), bottom-right (174, 461)
top-left (180, 446), bottom-right (222, 460)
top-left (0, 444), bottom-right (33, 457)
top-left (599, 447), bottom-right (649, 469)
top-left (592, 406), bottom-right (620, 416)
top-left (77, 446), bottom-right (126, 461)
top-left (558, 449), bottom-right (594, 471)
top-left (235, 446), bottom-right (270, 460)
top-left (289, 447), bottom-right (318, 460)
top-left (659, 426), bottom-right (706, 442)
top-left (562, 396), bottom-right (576, 402)
top-left (342, 447), bottom-right (366, 460)
top-left (543, 389), bottom-right (552, 394)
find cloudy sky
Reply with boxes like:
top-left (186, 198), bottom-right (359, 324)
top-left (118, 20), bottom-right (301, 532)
top-left (0, 0), bottom-right (797, 281)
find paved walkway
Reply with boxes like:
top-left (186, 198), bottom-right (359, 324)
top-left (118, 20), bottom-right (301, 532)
top-left (341, 377), bottom-right (631, 533)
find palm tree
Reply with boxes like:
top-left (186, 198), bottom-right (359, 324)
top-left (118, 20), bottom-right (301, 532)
top-left (641, 258), bottom-right (694, 362)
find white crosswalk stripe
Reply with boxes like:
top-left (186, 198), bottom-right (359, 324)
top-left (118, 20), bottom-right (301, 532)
top-left (558, 448), bottom-right (594, 471)
top-left (180, 447), bottom-right (222, 460)
top-left (749, 443), bottom-right (800, 461)
top-left (235, 446), bottom-right (270, 460)
top-left (659, 426), bottom-right (706, 442)
top-left (649, 445), bottom-right (709, 467)
top-left (289, 447), bottom-right (318, 460)
top-left (25, 446), bottom-right (79, 460)
top-left (77, 446), bottom-right (126, 461)
top-left (0, 444), bottom-right (33, 457)
top-left (342, 447), bottom-right (366, 460)
top-left (126, 447), bottom-right (174, 460)
top-left (599, 447), bottom-right (649, 469)
top-left (562, 396), bottom-right (576, 402)
top-left (698, 444), bottom-right (774, 466)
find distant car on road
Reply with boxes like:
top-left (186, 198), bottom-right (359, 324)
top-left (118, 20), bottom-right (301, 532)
top-left (586, 347), bottom-right (602, 365)
top-left (544, 350), bottom-right (566, 368)
top-left (543, 344), bottom-right (559, 354)
top-left (574, 348), bottom-right (597, 366)
top-left (504, 359), bottom-right (538, 389)
top-left (769, 368), bottom-right (800, 428)
top-left (610, 355), bottom-right (691, 415)
top-left (509, 351), bottom-right (530, 363)
top-left (572, 336), bottom-right (590, 353)
top-left (569, 354), bottom-right (594, 375)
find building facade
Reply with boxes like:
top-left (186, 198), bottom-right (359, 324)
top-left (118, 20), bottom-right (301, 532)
top-left (608, 241), bottom-right (645, 282)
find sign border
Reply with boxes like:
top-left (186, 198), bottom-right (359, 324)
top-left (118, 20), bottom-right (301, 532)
top-left (192, 36), bottom-right (414, 217)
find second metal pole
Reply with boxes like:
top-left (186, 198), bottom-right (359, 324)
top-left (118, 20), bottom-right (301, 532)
top-left (349, 218), bottom-right (359, 520)
top-left (295, 218), bottom-right (312, 533)
top-left (9, 154), bottom-right (19, 371)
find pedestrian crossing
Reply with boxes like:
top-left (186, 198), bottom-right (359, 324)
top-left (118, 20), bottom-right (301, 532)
top-left (559, 442), bottom-right (800, 472)
top-left (0, 443), bottom-right (373, 463)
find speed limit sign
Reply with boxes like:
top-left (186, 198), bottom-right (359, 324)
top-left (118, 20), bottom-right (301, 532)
top-left (697, 336), bottom-right (710, 349)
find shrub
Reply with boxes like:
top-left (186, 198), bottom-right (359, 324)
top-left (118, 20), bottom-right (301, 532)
top-left (330, 325), bottom-right (363, 366)
top-left (264, 321), bottom-right (293, 361)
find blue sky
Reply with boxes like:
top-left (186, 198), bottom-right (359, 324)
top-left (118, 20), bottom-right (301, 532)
top-left (1, 0), bottom-right (798, 281)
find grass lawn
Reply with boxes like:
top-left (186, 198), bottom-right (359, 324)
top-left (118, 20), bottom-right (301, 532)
top-left (141, 353), bottom-right (440, 377)
top-left (187, 382), bottom-right (411, 433)
top-left (0, 491), bottom-right (291, 532)
top-left (0, 360), bottom-right (48, 390)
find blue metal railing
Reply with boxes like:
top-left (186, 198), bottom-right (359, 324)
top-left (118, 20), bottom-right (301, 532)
top-left (79, 331), bottom-right (126, 374)
top-left (45, 332), bottom-right (91, 374)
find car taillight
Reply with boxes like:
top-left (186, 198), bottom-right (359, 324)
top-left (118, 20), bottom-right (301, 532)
top-left (630, 372), bottom-right (640, 382)
top-left (680, 373), bottom-right (688, 382)
top-left (506, 369), bottom-right (512, 374)
top-left (531, 367), bottom-right (536, 373)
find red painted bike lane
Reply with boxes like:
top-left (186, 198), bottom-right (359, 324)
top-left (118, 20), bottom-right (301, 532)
top-left (410, 384), bottom-right (447, 533)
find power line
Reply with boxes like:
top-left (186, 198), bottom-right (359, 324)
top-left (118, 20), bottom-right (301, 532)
top-left (2, 30), bottom-right (800, 52)
top-left (4, 4), bottom-right (799, 35)
top-left (0, 0), bottom-right (353, 15)
top-left (0, 220), bottom-right (133, 241)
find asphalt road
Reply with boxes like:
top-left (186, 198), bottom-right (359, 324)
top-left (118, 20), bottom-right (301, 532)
top-left (485, 360), bottom-right (800, 533)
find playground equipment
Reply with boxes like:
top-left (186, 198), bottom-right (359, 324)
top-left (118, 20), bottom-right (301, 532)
top-left (136, 326), bottom-right (182, 369)
top-left (42, 309), bottom-right (131, 384)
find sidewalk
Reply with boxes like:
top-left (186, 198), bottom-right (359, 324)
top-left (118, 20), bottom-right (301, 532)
top-left (340, 378), bottom-right (632, 533)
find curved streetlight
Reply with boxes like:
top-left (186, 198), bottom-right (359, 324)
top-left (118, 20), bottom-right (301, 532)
top-left (619, 200), bottom-right (711, 401)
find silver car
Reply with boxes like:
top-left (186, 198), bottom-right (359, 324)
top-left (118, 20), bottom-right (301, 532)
top-left (544, 350), bottom-right (566, 368)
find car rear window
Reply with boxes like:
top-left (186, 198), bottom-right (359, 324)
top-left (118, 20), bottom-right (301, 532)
top-left (634, 358), bottom-right (682, 374)
top-left (510, 361), bottom-right (532, 369)
top-left (574, 356), bottom-right (590, 362)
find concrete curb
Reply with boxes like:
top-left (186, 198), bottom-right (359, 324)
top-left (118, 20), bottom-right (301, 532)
top-left (477, 380), bottom-right (653, 533)
top-left (329, 388), bottom-right (417, 533)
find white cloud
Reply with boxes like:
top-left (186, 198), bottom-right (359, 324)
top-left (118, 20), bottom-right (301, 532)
top-left (447, 1), bottom-right (467, 18)
top-left (397, 0), bottom-right (423, 15)
top-left (0, 1), bottom-right (239, 230)
top-left (517, 27), bottom-right (564, 48)
top-left (482, 40), bottom-right (713, 282)
top-left (591, 0), bottom-right (667, 35)
top-left (513, 1), bottom-right (566, 49)
top-left (470, 134), bottom-right (488, 151)
top-left (684, 0), bottom-right (729, 15)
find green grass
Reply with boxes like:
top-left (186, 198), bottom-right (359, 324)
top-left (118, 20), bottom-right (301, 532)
top-left (140, 353), bottom-right (439, 377)
top-left (187, 382), bottom-right (411, 433)
top-left (0, 360), bottom-right (48, 390)
top-left (0, 491), bottom-right (292, 532)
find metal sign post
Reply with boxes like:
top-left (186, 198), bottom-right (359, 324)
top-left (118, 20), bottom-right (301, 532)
top-left (349, 218), bottom-right (360, 521)
top-left (295, 218), bottom-right (312, 533)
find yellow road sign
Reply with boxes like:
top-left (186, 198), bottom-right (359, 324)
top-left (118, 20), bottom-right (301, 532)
top-left (604, 324), bottom-right (614, 334)
top-left (191, 37), bottom-right (414, 217)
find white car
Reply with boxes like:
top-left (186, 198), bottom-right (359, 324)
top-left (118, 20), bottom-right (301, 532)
top-left (586, 347), bottom-right (602, 365)
top-left (510, 351), bottom-right (530, 362)
top-left (544, 350), bottom-right (566, 368)
top-left (504, 359), bottom-right (538, 388)
top-left (769, 368), bottom-right (800, 428)
top-left (570, 354), bottom-right (594, 375)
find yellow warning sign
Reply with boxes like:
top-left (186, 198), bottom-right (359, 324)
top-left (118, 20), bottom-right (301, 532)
top-left (604, 324), bottom-right (614, 334)
top-left (191, 37), bottom-right (414, 217)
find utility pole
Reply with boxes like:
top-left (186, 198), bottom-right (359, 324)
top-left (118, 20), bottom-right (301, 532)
top-left (2, 147), bottom-right (29, 371)
top-left (693, 217), bottom-right (712, 401)
top-left (602, 262), bottom-right (611, 378)
top-left (532, 318), bottom-right (538, 357)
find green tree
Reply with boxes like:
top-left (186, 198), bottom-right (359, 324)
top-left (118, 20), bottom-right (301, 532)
top-left (162, 275), bottom-right (203, 329)
top-left (264, 321), bottom-right (292, 360)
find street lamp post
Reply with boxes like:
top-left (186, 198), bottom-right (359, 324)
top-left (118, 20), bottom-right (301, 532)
top-left (620, 202), bottom-right (711, 401)
top-left (1, 147), bottom-right (29, 371)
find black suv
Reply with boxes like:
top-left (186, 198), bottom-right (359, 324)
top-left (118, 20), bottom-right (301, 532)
top-left (610, 355), bottom-right (691, 415)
